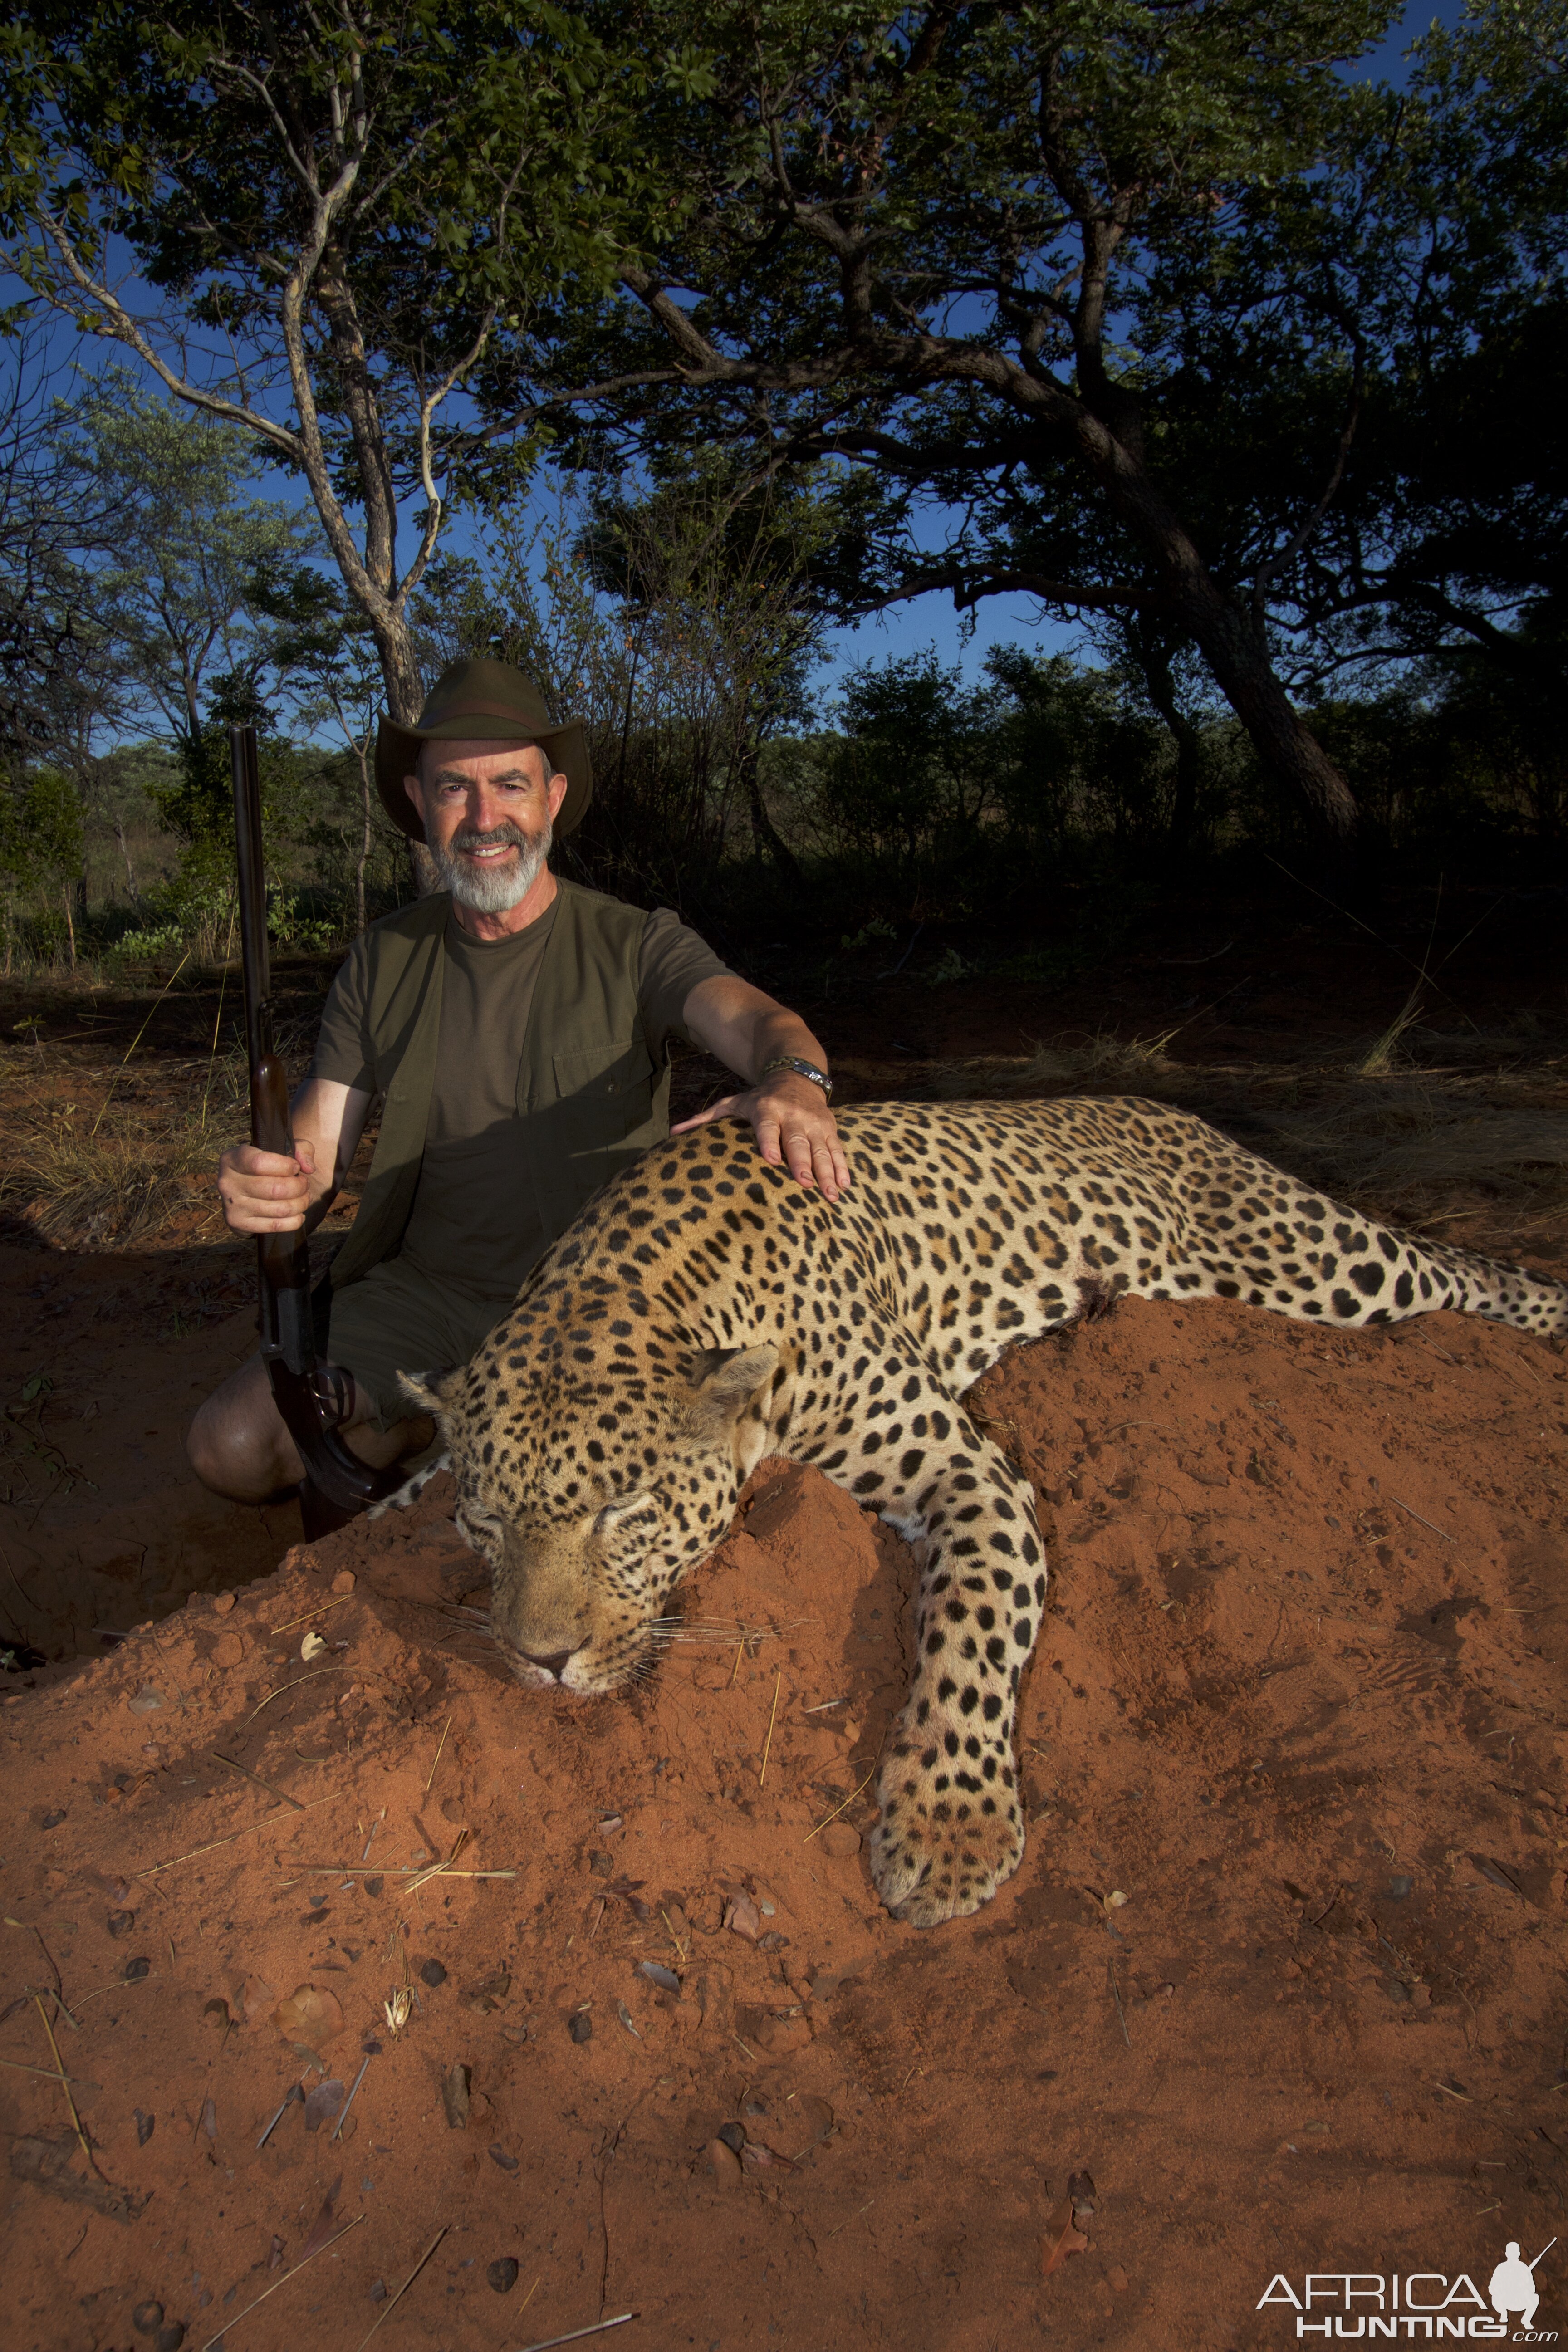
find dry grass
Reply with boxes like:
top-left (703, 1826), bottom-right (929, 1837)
top-left (0, 1052), bottom-right (247, 1248)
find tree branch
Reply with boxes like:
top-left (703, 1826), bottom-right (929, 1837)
top-left (871, 561), bottom-right (1156, 614)
top-left (33, 210), bottom-right (304, 466)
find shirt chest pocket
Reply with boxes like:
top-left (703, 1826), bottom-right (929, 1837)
top-left (550, 1039), bottom-right (657, 1142)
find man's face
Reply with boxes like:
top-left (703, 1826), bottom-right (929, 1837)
top-left (405, 739), bottom-right (568, 914)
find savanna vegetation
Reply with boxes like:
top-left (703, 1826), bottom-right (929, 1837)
top-left (0, 0), bottom-right (1560, 983)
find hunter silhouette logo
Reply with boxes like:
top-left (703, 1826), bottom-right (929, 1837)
top-left (1490, 2243), bottom-right (1556, 2335)
top-left (1256, 2237), bottom-right (1557, 2338)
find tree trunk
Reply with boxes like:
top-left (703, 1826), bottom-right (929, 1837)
top-left (741, 742), bottom-right (805, 885)
top-left (354, 732), bottom-right (372, 936)
top-left (372, 610), bottom-right (437, 897)
top-left (113, 814), bottom-right (139, 900)
top-left (1077, 429), bottom-right (1359, 844)
top-left (1129, 629), bottom-right (1204, 855)
top-left (61, 884), bottom-right (77, 970)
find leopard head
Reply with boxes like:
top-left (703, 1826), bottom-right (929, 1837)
top-left (397, 1338), bottom-right (780, 1693)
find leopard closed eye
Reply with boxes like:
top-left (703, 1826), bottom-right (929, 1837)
top-left (391, 1096), bottom-right (1568, 1929)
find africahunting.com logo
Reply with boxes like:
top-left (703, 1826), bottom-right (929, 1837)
top-left (1257, 2239), bottom-right (1557, 2339)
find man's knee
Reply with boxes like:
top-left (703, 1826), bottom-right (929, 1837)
top-left (185, 1364), bottom-right (297, 1503)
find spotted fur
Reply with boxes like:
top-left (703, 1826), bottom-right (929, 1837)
top-left (397, 1097), bottom-right (1567, 1927)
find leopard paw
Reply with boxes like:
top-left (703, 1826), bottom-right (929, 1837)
top-left (867, 1757), bottom-right (1026, 1927)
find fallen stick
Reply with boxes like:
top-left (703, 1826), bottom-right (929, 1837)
top-left (200, 2214), bottom-right (364, 2351)
top-left (137, 1791), bottom-right (341, 1878)
top-left (354, 2222), bottom-right (448, 2350)
top-left (332, 2051), bottom-right (373, 2142)
top-left (406, 1828), bottom-right (470, 1895)
top-left (211, 1751), bottom-right (304, 1810)
top-left (247, 1666), bottom-right (344, 1720)
top-left (514, 2318), bottom-right (638, 2352)
top-left (288, 1865), bottom-right (515, 1879)
top-left (802, 1766), bottom-right (877, 1843)
top-left (1389, 1495), bottom-right (1455, 1544)
top-left (31, 1992), bottom-right (103, 2181)
top-left (758, 1671), bottom-right (782, 1790)
top-left (270, 1597), bottom-right (351, 1636)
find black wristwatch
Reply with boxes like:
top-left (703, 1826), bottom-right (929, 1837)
top-left (759, 1054), bottom-right (833, 1102)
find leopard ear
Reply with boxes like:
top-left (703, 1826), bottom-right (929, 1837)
top-left (686, 1343), bottom-right (780, 1425)
top-left (395, 1365), bottom-right (461, 1418)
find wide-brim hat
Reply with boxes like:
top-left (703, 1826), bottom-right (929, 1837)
top-left (375, 656), bottom-right (593, 842)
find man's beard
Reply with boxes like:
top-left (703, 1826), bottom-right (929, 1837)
top-left (429, 818), bottom-right (552, 914)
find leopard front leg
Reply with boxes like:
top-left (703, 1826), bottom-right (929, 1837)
top-left (867, 1434), bottom-right (1046, 1927)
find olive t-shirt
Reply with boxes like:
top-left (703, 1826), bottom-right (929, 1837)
top-left (309, 894), bottom-right (733, 1302)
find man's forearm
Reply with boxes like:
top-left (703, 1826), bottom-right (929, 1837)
top-left (740, 1005), bottom-right (831, 1085)
top-left (683, 977), bottom-right (831, 1089)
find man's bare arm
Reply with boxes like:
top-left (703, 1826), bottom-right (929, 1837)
top-left (674, 975), bottom-right (849, 1201)
top-left (216, 1078), bottom-right (375, 1236)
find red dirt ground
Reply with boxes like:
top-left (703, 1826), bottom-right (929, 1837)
top-left (5, 1292), bottom-right (1567, 2352)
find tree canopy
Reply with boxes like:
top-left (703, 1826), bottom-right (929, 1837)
top-left (0, 0), bottom-right (701, 745)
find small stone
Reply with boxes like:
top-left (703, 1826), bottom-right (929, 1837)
top-left (588, 1851), bottom-right (613, 1878)
top-left (211, 1591), bottom-right (236, 1615)
top-left (41, 1808), bottom-right (67, 1830)
top-left (363, 1876), bottom-right (383, 1898)
top-left (419, 1959), bottom-right (447, 1988)
top-left (819, 1823), bottom-right (861, 1858)
top-left (1388, 1874), bottom-right (1413, 1899)
top-left (705, 2137), bottom-right (743, 2189)
top-left (569, 2011), bottom-right (593, 2044)
top-left (488, 2257), bottom-right (520, 2293)
top-left (211, 1633), bottom-right (244, 1669)
top-left (441, 2063), bottom-right (471, 2128)
top-left (637, 1962), bottom-right (681, 1994)
top-left (155, 2326), bottom-right (186, 2352)
top-left (127, 1684), bottom-right (163, 1715)
top-left (132, 2304), bottom-right (164, 2337)
top-left (124, 1956), bottom-right (152, 1982)
top-left (724, 1893), bottom-right (761, 1942)
top-left (135, 2109), bottom-right (155, 2147)
top-left (367, 2278), bottom-right (387, 2303)
top-left (107, 1910), bottom-right (136, 1938)
top-left (304, 2080), bottom-right (346, 2133)
top-left (489, 2144), bottom-right (519, 2173)
top-left (331, 1570), bottom-right (356, 1595)
top-left (199, 2096), bottom-right (217, 2140)
top-left (716, 2120), bottom-right (745, 2154)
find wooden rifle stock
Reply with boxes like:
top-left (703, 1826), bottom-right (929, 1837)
top-left (230, 724), bottom-right (401, 1536)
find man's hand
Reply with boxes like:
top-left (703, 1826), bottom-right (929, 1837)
top-left (217, 1137), bottom-right (318, 1235)
top-left (215, 1076), bottom-right (373, 1238)
top-left (671, 1069), bottom-right (849, 1201)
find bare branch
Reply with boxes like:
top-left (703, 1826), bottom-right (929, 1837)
top-left (33, 210), bottom-right (304, 466)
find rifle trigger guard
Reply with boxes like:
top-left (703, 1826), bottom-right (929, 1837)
top-left (310, 1363), bottom-right (356, 1431)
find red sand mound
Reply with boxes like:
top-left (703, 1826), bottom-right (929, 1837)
top-left (3, 1296), bottom-right (1566, 2352)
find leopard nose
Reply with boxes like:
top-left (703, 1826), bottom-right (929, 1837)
top-left (521, 1646), bottom-right (581, 1680)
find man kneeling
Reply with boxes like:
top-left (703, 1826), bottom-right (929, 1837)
top-left (187, 658), bottom-right (845, 1505)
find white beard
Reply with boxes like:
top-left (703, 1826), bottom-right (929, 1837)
top-left (430, 819), bottom-right (553, 914)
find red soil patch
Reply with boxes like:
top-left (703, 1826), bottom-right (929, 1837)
top-left (4, 1296), bottom-right (1567, 2352)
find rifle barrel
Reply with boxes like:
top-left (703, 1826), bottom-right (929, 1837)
top-left (228, 723), bottom-right (401, 1531)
